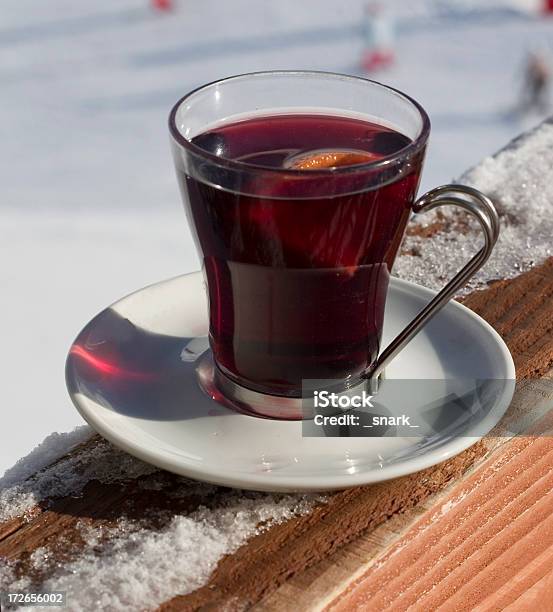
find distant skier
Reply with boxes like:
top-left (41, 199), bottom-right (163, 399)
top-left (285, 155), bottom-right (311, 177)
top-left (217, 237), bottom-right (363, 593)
top-left (151, 0), bottom-right (173, 12)
top-left (361, 3), bottom-right (395, 72)
top-left (521, 50), bottom-right (551, 113)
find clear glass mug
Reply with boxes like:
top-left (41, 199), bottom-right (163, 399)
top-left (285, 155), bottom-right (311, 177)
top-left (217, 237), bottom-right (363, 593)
top-left (169, 71), bottom-right (498, 419)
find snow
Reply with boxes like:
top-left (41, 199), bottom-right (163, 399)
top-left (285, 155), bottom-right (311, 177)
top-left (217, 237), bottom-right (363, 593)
top-left (0, 426), bottom-right (92, 492)
top-left (3, 0), bottom-right (553, 474)
top-left (0, 425), bottom-right (93, 523)
top-left (396, 119), bottom-right (553, 291)
top-left (0, 433), bottom-right (159, 523)
top-left (29, 494), bottom-right (316, 611)
top-left (0, 428), bottom-right (321, 611)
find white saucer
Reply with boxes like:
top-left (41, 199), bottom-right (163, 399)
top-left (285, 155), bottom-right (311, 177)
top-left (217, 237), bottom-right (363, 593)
top-left (66, 272), bottom-right (515, 492)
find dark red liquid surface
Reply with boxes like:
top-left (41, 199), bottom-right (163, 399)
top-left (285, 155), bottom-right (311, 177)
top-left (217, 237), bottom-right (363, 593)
top-left (180, 114), bottom-right (423, 396)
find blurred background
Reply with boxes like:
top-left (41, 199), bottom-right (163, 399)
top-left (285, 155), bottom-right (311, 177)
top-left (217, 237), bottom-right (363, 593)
top-left (2, 0), bottom-right (553, 473)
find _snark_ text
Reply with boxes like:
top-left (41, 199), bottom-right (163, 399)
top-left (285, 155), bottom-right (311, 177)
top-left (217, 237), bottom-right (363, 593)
top-left (313, 390), bottom-right (375, 410)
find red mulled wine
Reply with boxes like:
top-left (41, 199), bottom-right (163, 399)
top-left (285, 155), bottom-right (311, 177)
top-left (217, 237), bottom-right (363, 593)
top-left (179, 114), bottom-right (422, 396)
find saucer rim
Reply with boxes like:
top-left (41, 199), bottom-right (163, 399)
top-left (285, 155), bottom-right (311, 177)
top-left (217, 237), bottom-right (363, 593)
top-left (66, 271), bottom-right (516, 492)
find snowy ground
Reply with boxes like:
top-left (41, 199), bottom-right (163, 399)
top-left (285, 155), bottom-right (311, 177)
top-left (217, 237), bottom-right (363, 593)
top-left (2, 0), bottom-right (553, 474)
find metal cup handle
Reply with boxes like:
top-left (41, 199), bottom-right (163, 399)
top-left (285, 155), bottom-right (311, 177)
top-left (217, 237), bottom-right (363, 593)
top-left (363, 184), bottom-right (500, 393)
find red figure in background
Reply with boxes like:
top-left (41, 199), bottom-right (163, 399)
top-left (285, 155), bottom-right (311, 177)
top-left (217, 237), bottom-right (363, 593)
top-left (361, 3), bottom-right (395, 72)
top-left (152, 0), bottom-right (173, 12)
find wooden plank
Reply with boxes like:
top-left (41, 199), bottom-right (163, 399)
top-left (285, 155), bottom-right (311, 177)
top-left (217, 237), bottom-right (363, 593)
top-left (323, 432), bottom-right (553, 612)
top-left (255, 258), bottom-right (553, 611)
top-left (1, 258), bottom-right (553, 610)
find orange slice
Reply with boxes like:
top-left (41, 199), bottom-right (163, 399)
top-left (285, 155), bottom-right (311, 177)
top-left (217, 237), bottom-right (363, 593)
top-left (286, 149), bottom-right (379, 170)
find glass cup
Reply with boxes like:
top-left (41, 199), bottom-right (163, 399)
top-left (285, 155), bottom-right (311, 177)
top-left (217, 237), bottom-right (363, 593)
top-left (169, 71), bottom-right (498, 419)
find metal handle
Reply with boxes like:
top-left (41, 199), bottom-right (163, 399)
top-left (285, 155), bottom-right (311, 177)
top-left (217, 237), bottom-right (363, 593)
top-left (363, 184), bottom-right (500, 393)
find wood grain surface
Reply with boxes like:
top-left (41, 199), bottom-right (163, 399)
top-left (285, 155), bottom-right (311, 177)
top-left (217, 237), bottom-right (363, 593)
top-left (1, 257), bottom-right (553, 611)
